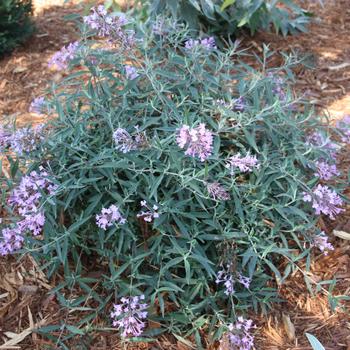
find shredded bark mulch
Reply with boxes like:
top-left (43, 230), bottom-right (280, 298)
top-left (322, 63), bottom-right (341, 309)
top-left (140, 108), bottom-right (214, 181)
top-left (0, 0), bottom-right (349, 348)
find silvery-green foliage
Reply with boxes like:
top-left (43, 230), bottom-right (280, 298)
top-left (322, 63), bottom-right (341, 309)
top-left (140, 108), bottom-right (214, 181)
top-left (0, 15), bottom-right (345, 347)
top-left (146, 0), bottom-right (310, 36)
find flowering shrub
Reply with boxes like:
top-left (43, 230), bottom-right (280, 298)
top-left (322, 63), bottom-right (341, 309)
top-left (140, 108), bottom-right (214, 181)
top-left (146, 0), bottom-right (310, 36)
top-left (0, 8), bottom-right (348, 347)
top-left (0, 0), bottom-right (34, 57)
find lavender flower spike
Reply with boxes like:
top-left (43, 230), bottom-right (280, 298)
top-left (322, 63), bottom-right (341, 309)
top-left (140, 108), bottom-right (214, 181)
top-left (110, 295), bottom-right (148, 337)
top-left (176, 123), bottom-right (213, 162)
top-left (314, 160), bottom-right (339, 181)
top-left (303, 184), bottom-right (344, 219)
top-left (8, 168), bottom-right (57, 216)
top-left (312, 232), bottom-right (334, 255)
top-left (307, 132), bottom-right (340, 158)
top-left (29, 97), bottom-right (46, 114)
top-left (207, 182), bottom-right (230, 201)
top-left (49, 41), bottom-right (79, 70)
top-left (137, 201), bottom-right (160, 222)
top-left (9, 124), bottom-right (45, 155)
top-left (84, 6), bottom-right (134, 48)
top-left (220, 317), bottom-right (255, 350)
top-left (185, 37), bottom-right (216, 50)
top-left (237, 273), bottom-right (251, 289)
top-left (216, 266), bottom-right (235, 296)
top-left (226, 153), bottom-right (259, 174)
top-left (125, 65), bottom-right (139, 80)
top-left (96, 204), bottom-right (126, 230)
top-left (0, 227), bottom-right (24, 256)
top-left (113, 128), bottom-right (135, 153)
top-left (336, 115), bottom-right (350, 144)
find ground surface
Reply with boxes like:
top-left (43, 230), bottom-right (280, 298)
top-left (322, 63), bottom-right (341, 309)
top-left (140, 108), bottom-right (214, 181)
top-left (0, 0), bottom-right (349, 349)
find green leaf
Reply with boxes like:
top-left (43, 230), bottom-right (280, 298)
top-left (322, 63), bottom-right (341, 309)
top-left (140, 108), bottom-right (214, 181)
top-left (65, 325), bottom-right (85, 335)
top-left (221, 0), bottom-right (236, 11)
top-left (305, 333), bottom-right (325, 350)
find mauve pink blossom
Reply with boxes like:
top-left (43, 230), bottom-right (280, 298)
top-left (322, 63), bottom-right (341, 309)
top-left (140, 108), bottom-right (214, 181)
top-left (303, 184), bottom-right (344, 219)
top-left (110, 295), bottom-right (148, 337)
top-left (226, 153), bottom-right (259, 174)
top-left (312, 232), bottom-right (334, 255)
top-left (176, 124), bottom-right (213, 162)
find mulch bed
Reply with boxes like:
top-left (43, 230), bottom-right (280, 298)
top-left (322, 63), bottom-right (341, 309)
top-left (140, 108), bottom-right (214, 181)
top-left (0, 0), bottom-right (349, 348)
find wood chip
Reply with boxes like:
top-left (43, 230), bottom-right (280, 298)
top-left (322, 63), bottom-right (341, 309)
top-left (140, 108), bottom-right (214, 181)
top-left (333, 230), bottom-right (350, 240)
top-left (282, 314), bottom-right (296, 341)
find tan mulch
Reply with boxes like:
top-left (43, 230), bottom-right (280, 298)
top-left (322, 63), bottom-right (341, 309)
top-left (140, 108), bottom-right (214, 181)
top-left (0, 0), bottom-right (349, 349)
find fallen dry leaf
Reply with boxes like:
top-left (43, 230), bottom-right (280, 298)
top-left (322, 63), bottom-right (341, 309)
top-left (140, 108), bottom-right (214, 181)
top-left (333, 230), bottom-right (350, 240)
top-left (282, 314), bottom-right (295, 342)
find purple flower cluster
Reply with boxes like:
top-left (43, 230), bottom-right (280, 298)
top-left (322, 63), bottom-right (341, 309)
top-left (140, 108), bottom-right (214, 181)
top-left (113, 127), bottom-right (147, 153)
top-left (216, 268), bottom-right (235, 295)
top-left (307, 132), bottom-right (339, 158)
top-left (336, 115), bottom-right (350, 144)
top-left (176, 124), bottom-right (213, 162)
top-left (8, 124), bottom-right (45, 155)
top-left (268, 73), bottom-right (287, 103)
top-left (8, 169), bottom-right (57, 215)
top-left (29, 97), bottom-right (46, 114)
top-left (303, 184), bottom-right (344, 219)
top-left (207, 182), bottom-right (230, 201)
top-left (96, 204), bottom-right (126, 230)
top-left (137, 201), bottom-right (159, 222)
top-left (216, 96), bottom-right (246, 112)
top-left (84, 5), bottom-right (135, 48)
top-left (49, 41), bottom-right (79, 70)
top-left (125, 65), bottom-right (139, 80)
top-left (312, 232), bottom-right (334, 255)
top-left (1, 169), bottom-right (56, 255)
top-left (233, 96), bottom-right (246, 112)
top-left (220, 317), bottom-right (255, 350)
top-left (0, 227), bottom-right (24, 256)
top-left (216, 267), bottom-right (251, 295)
top-left (110, 295), bottom-right (148, 337)
top-left (238, 273), bottom-right (251, 289)
top-left (185, 37), bottom-right (216, 50)
top-left (226, 153), bottom-right (259, 174)
top-left (314, 160), bottom-right (339, 181)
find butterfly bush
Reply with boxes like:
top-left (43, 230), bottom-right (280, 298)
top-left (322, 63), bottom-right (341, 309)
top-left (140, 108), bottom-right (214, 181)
top-left (307, 131), bottom-right (339, 157)
top-left (176, 124), bottom-right (213, 161)
top-left (216, 266), bottom-right (251, 295)
top-left (220, 317), bottom-right (255, 350)
top-left (0, 169), bottom-right (56, 255)
top-left (110, 295), bottom-right (148, 337)
top-left (225, 153), bottom-right (259, 173)
top-left (207, 182), bottom-right (231, 201)
top-left (49, 41), bottom-right (80, 70)
top-left (96, 204), bottom-right (126, 230)
top-left (8, 124), bottom-right (45, 155)
top-left (29, 96), bottom-right (46, 114)
top-left (1, 9), bottom-right (347, 346)
top-left (185, 36), bottom-right (216, 50)
top-left (137, 201), bottom-right (159, 222)
top-left (314, 160), bottom-right (339, 181)
top-left (83, 5), bottom-right (135, 48)
top-left (336, 115), bottom-right (350, 144)
top-left (113, 128), bottom-right (147, 153)
top-left (125, 65), bottom-right (139, 80)
top-left (303, 184), bottom-right (344, 219)
top-left (313, 232), bottom-right (334, 255)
